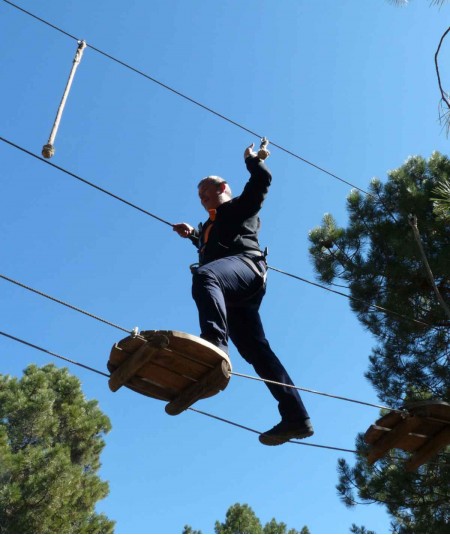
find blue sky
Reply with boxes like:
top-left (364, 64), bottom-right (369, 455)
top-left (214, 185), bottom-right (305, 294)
top-left (1, 1), bottom-right (449, 533)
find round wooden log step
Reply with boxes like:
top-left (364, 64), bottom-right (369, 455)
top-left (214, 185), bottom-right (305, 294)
top-left (364, 400), bottom-right (450, 471)
top-left (107, 330), bottom-right (232, 415)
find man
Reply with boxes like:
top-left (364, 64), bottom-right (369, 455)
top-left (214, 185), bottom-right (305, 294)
top-left (173, 143), bottom-right (313, 445)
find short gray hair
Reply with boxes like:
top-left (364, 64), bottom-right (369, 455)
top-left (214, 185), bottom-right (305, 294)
top-left (198, 175), bottom-right (232, 196)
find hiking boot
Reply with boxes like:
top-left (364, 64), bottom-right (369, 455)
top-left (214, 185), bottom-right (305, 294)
top-left (259, 419), bottom-right (314, 446)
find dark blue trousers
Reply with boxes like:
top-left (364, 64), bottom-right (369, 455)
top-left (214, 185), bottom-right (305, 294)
top-left (192, 255), bottom-right (310, 422)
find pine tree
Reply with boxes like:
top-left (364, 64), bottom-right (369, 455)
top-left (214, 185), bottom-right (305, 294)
top-left (212, 503), bottom-right (309, 534)
top-left (309, 152), bottom-right (450, 532)
top-left (0, 364), bottom-right (114, 533)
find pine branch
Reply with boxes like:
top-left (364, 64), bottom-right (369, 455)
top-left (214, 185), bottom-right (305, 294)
top-left (408, 215), bottom-right (450, 321)
top-left (435, 26), bottom-right (450, 135)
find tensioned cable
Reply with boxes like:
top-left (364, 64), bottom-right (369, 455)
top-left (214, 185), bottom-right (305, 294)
top-left (0, 272), bottom-right (402, 413)
top-left (2, 0), bottom-right (447, 455)
top-left (4, 329), bottom-right (450, 463)
top-left (0, 135), bottom-right (439, 333)
top-left (187, 408), bottom-right (359, 453)
top-left (4, 323), bottom-right (449, 460)
top-left (230, 371), bottom-right (399, 413)
top-left (1, 0), bottom-right (370, 196)
top-left (0, 329), bottom-right (358, 455)
top-left (0, 273), bottom-right (131, 334)
top-left (267, 265), bottom-right (436, 330)
top-left (0, 330), bottom-right (109, 378)
top-left (0, 135), bottom-right (173, 227)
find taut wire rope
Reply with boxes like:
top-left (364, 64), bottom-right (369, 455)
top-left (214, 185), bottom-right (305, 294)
top-left (0, 329), bottom-right (359, 455)
top-left (187, 408), bottom-right (359, 453)
top-left (0, 273), bottom-right (131, 334)
top-left (4, 329), bottom-right (450, 465)
top-left (2, 0), bottom-right (449, 469)
top-left (0, 330), bottom-right (109, 378)
top-left (0, 134), bottom-right (440, 334)
top-left (0, 271), bottom-right (403, 414)
top-left (230, 371), bottom-right (398, 413)
top-left (0, 135), bottom-right (173, 227)
top-left (2, 0), bottom-right (371, 196)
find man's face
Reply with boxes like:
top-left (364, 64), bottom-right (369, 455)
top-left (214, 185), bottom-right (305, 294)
top-left (198, 181), bottom-right (223, 211)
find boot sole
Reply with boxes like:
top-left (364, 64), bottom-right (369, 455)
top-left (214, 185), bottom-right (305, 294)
top-left (259, 429), bottom-right (314, 446)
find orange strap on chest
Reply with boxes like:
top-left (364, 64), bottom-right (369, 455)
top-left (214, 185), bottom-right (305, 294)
top-left (202, 209), bottom-right (216, 246)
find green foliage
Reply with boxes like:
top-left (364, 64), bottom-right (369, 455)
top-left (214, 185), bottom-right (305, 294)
top-left (196, 503), bottom-right (311, 534)
top-left (432, 176), bottom-right (450, 221)
top-left (215, 503), bottom-right (263, 534)
top-left (309, 152), bottom-right (450, 404)
top-left (350, 524), bottom-right (375, 534)
top-left (387, 0), bottom-right (449, 6)
top-left (309, 152), bottom-right (450, 533)
top-left (183, 525), bottom-right (202, 534)
top-left (0, 364), bottom-right (114, 534)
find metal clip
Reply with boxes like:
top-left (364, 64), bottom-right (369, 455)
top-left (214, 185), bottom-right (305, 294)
top-left (258, 137), bottom-right (270, 160)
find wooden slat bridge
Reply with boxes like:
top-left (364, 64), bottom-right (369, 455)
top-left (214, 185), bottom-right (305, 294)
top-left (364, 400), bottom-right (450, 471)
top-left (107, 330), bottom-right (231, 415)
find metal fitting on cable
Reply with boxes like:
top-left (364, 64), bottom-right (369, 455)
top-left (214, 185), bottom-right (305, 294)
top-left (258, 137), bottom-right (270, 160)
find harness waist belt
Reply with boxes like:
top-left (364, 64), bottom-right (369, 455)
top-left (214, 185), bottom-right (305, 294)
top-left (239, 255), bottom-right (267, 281)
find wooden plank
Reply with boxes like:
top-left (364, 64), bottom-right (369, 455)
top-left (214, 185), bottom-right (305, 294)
top-left (126, 376), bottom-right (175, 401)
top-left (367, 416), bottom-right (423, 464)
top-left (107, 330), bottom-right (232, 407)
top-left (142, 347), bottom-right (213, 380)
top-left (109, 342), bottom-right (159, 392)
top-left (165, 360), bottom-right (231, 415)
top-left (109, 337), bottom-right (168, 392)
top-left (141, 330), bottom-right (230, 368)
top-left (406, 400), bottom-right (450, 423)
top-left (129, 360), bottom-right (194, 391)
top-left (162, 346), bottom-right (215, 371)
top-left (108, 334), bottom-right (158, 368)
top-left (405, 426), bottom-right (450, 472)
top-left (365, 423), bottom-right (398, 445)
top-left (110, 334), bottom-right (149, 359)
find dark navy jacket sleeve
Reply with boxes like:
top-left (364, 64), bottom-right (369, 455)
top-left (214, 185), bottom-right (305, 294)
top-left (195, 155), bottom-right (272, 264)
top-left (233, 156), bottom-right (272, 218)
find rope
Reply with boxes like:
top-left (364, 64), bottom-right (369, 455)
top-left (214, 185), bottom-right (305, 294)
top-left (230, 371), bottom-right (400, 413)
top-left (0, 329), bottom-right (356, 454)
top-left (0, 271), bottom-right (402, 414)
top-left (0, 135), bottom-right (174, 227)
top-left (0, 273), bottom-right (131, 334)
top-left (2, 0), bottom-right (411, 223)
top-left (42, 40), bottom-right (87, 159)
top-left (1, 0), bottom-right (372, 196)
top-left (267, 265), bottom-right (436, 330)
top-left (1, 0), bottom-right (447, 463)
top-left (188, 408), bottom-right (358, 454)
top-left (0, 135), bottom-right (440, 334)
top-left (0, 330), bottom-right (109, 378)
top-left (4, 329), bottom-right (449, 463)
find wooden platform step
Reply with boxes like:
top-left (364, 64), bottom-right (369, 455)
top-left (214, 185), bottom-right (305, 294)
top-left (364, 400), bottom-right (450, 471)
top-left (107, 330), bottom-right (232, 415)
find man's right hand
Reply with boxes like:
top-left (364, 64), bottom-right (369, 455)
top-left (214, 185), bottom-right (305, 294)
top-left (173, 223), bottom-right (194, 238)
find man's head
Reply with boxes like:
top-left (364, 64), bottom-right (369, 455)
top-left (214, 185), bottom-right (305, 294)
top-left (197, 176), bottom-right (232, 211)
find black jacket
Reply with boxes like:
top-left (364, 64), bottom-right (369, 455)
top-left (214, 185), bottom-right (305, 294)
top-left (190, 155), bottom-right (272, 265)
